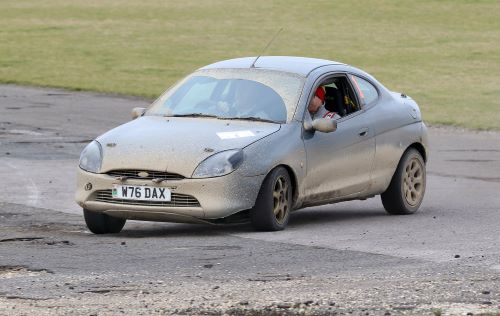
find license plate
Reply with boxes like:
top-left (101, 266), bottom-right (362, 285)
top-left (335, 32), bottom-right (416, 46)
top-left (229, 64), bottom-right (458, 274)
top-left (112, 185), bottom-right (171, 202)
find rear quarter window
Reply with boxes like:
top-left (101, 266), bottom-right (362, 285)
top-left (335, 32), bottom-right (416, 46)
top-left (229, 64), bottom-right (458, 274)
top-left (350, 75), bottom-right (378, 105)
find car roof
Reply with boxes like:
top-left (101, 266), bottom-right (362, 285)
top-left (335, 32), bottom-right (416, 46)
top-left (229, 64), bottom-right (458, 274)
top-left (200, 56), bottom-right (345, 77)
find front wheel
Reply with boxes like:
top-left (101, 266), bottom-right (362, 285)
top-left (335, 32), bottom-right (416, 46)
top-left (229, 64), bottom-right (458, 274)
top-left (83, 209), bottom-right (126, 234)
top-left (381, 148), bottom-right (426, 215)
top-left (251, 167), bottom-right (292, 231)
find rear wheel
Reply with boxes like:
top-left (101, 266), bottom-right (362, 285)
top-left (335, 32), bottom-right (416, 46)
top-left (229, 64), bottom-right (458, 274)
top-left (381, 148), bottom-right (426, 215)
top-left (83, 209), bottom-right (126, 234)
top-left (251, 167), bottom-right (292, 231)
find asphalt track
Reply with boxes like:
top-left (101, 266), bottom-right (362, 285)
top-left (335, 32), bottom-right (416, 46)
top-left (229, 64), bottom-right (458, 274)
top-left (0, 84), bottom-right (499, 315)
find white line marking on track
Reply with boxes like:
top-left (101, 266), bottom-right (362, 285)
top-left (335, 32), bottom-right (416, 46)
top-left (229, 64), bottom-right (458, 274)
top-left (5, 160), bottom-right (40, 206)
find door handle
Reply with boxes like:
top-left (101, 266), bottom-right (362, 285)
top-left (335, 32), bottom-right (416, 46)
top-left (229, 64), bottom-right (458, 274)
top-left (358, 127), bottom-right (369, 137)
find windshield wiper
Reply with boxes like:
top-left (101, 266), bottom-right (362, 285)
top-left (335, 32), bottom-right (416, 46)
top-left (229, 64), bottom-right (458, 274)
top-left (220, 116), bottom-right (279, 123)
top-left (169, 113), bottom-right (218, 118)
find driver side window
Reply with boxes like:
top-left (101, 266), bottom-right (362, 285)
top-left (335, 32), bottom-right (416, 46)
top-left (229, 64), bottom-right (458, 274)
top-left (314, 75), bottom-right (362, 119)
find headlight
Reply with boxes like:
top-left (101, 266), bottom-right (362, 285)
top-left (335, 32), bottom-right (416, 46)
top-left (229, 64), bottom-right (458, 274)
top-left (192, 149), bottom-right (244, 178)
top-left (79, 141), bottom-right (103, 173)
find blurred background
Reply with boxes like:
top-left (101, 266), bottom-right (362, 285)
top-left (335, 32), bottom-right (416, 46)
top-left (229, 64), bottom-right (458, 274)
top-left (0, 0), bottom-right (499, 129)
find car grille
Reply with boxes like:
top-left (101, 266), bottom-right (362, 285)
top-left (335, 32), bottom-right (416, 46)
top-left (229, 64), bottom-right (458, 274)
top-left (106, 170), bottom-right (184, 180)
top-left (93, 190), bottom-right (200, 207)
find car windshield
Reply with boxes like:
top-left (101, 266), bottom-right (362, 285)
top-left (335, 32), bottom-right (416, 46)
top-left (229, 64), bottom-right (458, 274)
top-left (146, 68), bottom-right (305, 123)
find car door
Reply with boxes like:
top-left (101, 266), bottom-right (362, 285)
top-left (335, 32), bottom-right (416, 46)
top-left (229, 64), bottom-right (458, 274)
top-left (302, 76), bottom-right (375, 204)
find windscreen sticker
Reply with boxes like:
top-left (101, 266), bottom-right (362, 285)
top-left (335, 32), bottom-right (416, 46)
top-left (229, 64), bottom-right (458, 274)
top-left (217, 130), bottom-right (255, 139)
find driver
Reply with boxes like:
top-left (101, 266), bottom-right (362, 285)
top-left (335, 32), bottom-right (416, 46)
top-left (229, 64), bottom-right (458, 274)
top-left (309, 86), bottom-right (341, 120)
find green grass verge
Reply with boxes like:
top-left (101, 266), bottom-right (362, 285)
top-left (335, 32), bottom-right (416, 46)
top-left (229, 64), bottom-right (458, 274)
top-left (1, 0), bottom-right (499, 129)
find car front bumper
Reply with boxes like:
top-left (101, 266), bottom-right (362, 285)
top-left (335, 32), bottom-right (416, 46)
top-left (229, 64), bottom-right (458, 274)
top-left (75, 168), bottom-right (265, 222)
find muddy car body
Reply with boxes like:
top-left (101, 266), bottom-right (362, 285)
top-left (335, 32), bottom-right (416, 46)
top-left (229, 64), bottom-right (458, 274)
top-left (76, 56), bottom-right (428, 233)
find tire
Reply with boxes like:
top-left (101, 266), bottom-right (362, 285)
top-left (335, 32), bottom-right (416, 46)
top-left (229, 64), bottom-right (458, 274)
top-left (251, 167), bottom-right (292, 231)
top-left (83, 209), bottom-right (126, 234)
top-left (381, 148), bottom-right (426, 215)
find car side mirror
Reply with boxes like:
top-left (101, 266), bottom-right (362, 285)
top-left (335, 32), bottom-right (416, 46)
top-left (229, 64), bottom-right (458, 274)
top-left (131, 107), bottom-right (146, 119)
top-left (312, 118), bottom-right (337, 133)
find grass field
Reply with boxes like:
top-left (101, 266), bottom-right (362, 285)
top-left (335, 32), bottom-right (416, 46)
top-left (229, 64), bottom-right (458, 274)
top-left (1, 0), bottom-right (499, 129)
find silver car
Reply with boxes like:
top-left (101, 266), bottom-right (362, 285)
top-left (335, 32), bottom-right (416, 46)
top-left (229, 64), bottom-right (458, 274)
top-left (76, 56), bottom-right (427, 233)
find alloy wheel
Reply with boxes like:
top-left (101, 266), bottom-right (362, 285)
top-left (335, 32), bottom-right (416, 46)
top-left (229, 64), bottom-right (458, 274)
top-left (272, 176), bottom-right (289, 224)
top-left (403, 157), bottom-right (424, 206)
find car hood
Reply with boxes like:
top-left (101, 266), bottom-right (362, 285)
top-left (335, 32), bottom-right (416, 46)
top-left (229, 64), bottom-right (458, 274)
top-left (96, 116), bottom-right (280, 177)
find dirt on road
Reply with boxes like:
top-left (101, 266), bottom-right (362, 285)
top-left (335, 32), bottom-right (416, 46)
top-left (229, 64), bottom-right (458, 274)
top-left (1, 202), bottom-right (499, 316)
top-left (1, 85), bottom-right (499, 315)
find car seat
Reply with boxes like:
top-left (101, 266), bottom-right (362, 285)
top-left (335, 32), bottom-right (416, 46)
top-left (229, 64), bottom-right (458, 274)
top-left (324, 86), bottom-right (346, 117)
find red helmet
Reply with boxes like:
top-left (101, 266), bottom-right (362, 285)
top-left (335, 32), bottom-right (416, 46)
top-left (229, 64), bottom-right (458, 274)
top-left (315, 86), bottom-right (326, 102)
